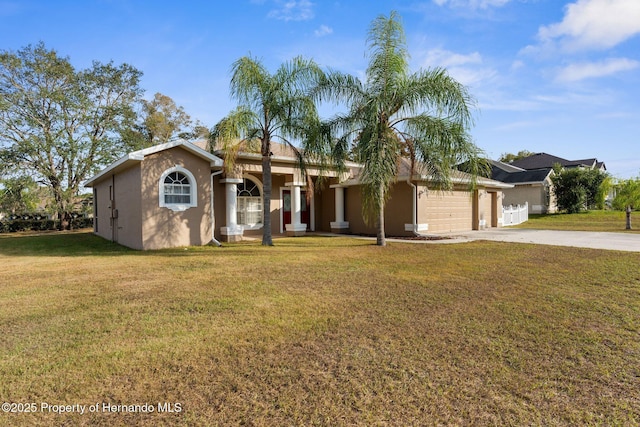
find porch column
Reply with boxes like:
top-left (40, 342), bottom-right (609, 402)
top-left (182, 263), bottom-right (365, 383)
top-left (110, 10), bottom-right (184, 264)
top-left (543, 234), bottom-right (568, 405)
top-left (330, 186), bottom-right (350, 233)
top-left (285, 181), bottom-right (307, 236)
top-left (220, 178), bottom-right (244, 242)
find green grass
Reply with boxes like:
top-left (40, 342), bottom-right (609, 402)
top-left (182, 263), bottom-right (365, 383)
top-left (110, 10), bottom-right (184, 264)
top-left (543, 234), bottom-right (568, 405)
top-left (1, 232), bottom-right (639, 425)
top-left (511, 209), bottom-right (640, 233)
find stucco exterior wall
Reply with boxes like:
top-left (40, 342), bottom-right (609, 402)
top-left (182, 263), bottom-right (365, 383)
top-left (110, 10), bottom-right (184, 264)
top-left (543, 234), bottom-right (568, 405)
top-left (92, 177), bottom-right (114, 243)
top-left (316, 178), bottom-right (339, 233)
top-left (503, 183), bottom-right (555, 214)
top-left (345, 182), bottom-right (414, 236)
top-left (113, 165), bottom-right (143, 249)
top-left (140, 147), bottom-right (212, 250)
top-left (91, 164), bottom-right (143, 249)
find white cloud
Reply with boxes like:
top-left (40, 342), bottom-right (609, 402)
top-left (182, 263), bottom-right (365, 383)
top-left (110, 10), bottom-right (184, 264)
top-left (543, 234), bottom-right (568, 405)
top-left (448, 67), bottom-right (497, 86)
top-left (538, 0), bottom-right (640, 51)
top-left (314, 25), bottom-right (333, 37)
top-left (419, 49), bottom-right (495, 87)
top-left (422, 48), bottom-right (482, 68)
top-left (432, 0), bottom-right (511, 9)
top-left (267, 0), bottom-right (314, 21)
top-left (555, 58), bottom-right (639, 82)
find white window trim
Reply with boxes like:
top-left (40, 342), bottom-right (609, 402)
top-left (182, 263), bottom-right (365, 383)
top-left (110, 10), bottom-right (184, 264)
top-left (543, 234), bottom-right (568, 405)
top-left (238, 174), bottom-right (263, 230)
top-left (159, 166), bottom-right (197, 212)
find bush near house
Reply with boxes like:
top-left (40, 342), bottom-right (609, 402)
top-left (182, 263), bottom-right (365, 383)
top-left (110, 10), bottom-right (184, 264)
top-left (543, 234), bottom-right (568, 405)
top-left (0, 216), bottom-right (92, 233)
top-left (551, 167), bottom-right (608, 213)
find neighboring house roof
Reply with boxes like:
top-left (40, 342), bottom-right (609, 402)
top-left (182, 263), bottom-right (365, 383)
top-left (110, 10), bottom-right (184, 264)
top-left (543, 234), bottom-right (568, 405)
top-left (487, 159), bottom-right (553, 184)
top-left (509, 152), bottom-right (606, 171)
top-left (84, 139), bottom-right (223, 187)
top-left (489, 159), bottom-right (526, 173)
top-left (492, 167), bottom-right (553, 184)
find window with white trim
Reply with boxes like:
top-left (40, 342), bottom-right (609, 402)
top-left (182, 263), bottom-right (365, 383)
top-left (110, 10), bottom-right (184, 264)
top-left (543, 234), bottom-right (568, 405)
top-left (237, 177), bottom-right (262, 228)
top-left (159, 166), bottom-right (197, 211)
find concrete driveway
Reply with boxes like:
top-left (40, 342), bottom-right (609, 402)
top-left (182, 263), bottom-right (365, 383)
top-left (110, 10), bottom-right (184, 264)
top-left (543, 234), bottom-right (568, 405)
top-left (456, 228), bottom-right (640, 252)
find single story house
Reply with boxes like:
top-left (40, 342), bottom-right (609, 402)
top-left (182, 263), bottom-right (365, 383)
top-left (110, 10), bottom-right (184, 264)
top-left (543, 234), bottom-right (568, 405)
top-left (84, 139), bottom-right (512, 250)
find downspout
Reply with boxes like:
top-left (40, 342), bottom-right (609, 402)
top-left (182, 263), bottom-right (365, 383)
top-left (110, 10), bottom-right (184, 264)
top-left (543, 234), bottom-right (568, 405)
top-left (210, 170), bottom-right (224, 247)
top-left (407, 179), bottom-right (419, 236)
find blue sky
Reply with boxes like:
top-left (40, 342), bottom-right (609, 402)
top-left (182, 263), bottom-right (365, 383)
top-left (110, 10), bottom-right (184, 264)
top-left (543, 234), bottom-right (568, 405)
top-left (1, 0), bottom-right (639, 178)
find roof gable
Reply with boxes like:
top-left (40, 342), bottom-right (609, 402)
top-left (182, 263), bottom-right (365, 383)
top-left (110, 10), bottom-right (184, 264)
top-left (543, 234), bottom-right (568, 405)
top-left (84, 139), bottom-right (223, 187)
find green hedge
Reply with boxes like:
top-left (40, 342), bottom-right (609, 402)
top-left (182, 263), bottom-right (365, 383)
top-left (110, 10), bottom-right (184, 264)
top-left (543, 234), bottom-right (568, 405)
top-left (0, 217), bottom-right (93, 233)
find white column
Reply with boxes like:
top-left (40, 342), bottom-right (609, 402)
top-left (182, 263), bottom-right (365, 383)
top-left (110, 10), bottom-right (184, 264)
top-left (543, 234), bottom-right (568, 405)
top-left (330, 186), bottom-right (349, 232)
top-left (285, 181), bottom-right (307, 236)
top-left (292, 184), bottom-right (302, 227)
top-left (220, 178), bottom-right (243, 241)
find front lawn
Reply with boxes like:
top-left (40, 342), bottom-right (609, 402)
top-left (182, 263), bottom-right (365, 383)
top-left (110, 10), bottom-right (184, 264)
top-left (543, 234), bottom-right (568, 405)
top-left (0, 232), bottom-right (638, 425)
top-left (512, 209), bottom-right (640, 233)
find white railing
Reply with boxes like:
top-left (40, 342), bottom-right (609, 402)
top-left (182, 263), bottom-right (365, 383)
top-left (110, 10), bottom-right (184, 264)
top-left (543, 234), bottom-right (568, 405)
top-left (502, 202), bottom-right (529, 226)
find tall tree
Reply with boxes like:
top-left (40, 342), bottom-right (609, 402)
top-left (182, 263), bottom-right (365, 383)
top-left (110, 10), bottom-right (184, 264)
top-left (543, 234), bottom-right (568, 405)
top-left (499, 150), bottom-right (534, 163)
top-left (0, 43), bottom-right (142, 228)
top-left (210, 56), bottom-right (323, 246)
top-left (122, 92), bottom-right (194, 150)
top-left (309, 11), bottom-right (482, 246)
top-left (0, 175), bottom-right (39, 215)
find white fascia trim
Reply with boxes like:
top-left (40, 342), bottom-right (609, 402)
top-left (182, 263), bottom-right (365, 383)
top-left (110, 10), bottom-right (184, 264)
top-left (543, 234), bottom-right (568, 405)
top-left (134, 139), bottom-right (223, 167)
top-left (83, 153), bottom-right (144, 187)
top-left (409, 174), bottom-right (514, 189)
top-left (84, 140), bottom-right (222, 188)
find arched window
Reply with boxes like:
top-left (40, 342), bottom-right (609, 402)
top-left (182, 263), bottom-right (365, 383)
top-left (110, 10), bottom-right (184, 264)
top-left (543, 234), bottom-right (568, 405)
top-left (159, 166), bottom-right (197, 211)
top-left (237, 177), bottom-right (262, 228)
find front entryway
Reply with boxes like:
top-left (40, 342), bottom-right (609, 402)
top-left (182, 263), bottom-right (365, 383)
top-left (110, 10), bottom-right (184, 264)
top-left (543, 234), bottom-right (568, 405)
top-left (282, 189), bottom-right (310, 230)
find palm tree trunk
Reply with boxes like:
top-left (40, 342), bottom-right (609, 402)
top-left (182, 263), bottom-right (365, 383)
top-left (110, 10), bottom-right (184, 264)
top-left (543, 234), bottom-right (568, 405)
top-left (376, 183), bottom-right (386, 246)
top-left (262, 153), bottom-right (274, 246)
top-left (626, 205), bottom-right (632, 230)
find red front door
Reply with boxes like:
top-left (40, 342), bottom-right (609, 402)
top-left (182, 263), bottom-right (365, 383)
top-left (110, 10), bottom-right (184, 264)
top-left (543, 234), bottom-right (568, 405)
top-left (283, 190), bottom-right (310, 230)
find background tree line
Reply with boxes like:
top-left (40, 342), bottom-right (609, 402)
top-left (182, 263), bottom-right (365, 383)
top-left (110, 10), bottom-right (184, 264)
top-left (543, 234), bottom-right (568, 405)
top-left (0, 43), bottom-right (201, 228)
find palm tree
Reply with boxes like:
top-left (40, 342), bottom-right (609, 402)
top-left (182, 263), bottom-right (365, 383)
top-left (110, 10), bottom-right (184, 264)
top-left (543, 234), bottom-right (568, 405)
top-left (210, 56), bottom-right (323, 246)
top-left (308, 11), bottom-right (484, 246)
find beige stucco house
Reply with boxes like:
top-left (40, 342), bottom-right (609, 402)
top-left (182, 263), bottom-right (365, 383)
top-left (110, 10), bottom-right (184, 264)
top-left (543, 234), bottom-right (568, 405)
top-left (84, 139), bottom-right (512, 250)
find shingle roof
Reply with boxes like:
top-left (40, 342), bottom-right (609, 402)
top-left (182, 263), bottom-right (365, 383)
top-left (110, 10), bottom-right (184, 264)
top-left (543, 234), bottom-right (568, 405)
top-left (510, 153), bottom-right (570, 170)
top-left (491, 166), bottom-right (552, 184)
top-left (509, 152), bottom-right (604, 171)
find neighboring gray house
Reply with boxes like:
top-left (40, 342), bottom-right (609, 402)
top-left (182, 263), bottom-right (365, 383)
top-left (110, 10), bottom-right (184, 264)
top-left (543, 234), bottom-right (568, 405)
top-left (491, 152), bottom-right (606, 214)
top-left (489, 160), bottom-right (556, 214)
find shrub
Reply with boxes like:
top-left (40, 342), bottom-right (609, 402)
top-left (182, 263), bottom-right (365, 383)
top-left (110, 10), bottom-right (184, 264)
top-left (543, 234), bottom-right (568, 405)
top-left (552, 167), bottom-right (608, 213)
